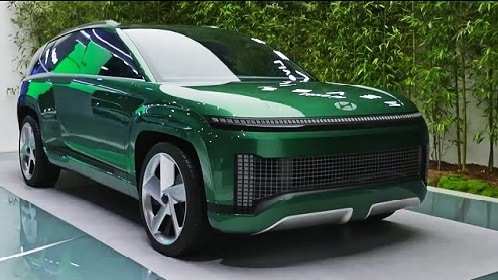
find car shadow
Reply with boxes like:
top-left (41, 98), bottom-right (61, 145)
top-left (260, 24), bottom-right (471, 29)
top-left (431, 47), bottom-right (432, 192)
top-left (55, 170), bottom-right (142, 224)
top-left (191, 220), bottom-right (419, 268)
top-left (54, 170), bottom-right (422, 268)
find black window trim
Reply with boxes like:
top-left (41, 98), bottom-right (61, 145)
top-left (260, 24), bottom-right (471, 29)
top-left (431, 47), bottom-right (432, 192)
top-left (38, 40), bottom-right (56, 73)
top-left (36, 28), bottom-right (147, 81)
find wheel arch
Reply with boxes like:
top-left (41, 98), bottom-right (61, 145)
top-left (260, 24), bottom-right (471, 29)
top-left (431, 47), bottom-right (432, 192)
top-left (17, 99), bottom-right (40, 128)
top-left (131, 127), bottom-right (215, 203)
top-left (134, 130), bottom-right (200, 180)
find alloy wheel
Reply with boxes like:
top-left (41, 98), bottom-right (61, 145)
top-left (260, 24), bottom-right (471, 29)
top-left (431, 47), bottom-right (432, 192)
top-left (19, 122), bottom-right (36, 180)
top-left (141, 153), bottom-right (187, 245)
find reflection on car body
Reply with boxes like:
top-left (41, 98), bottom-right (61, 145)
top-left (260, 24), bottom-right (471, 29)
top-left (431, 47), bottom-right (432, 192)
top-left (17, 20), bottom-right (429, 257)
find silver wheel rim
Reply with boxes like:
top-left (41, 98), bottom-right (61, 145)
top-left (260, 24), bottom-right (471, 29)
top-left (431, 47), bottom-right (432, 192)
top-left (19, 122), bottom-right (36, 180)
top-left (141, 153), bottom-right (187, 245)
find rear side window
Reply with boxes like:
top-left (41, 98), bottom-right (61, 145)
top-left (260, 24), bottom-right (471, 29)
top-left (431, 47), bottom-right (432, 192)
top-left (26, 46), bottom-right (46, 75)
top-left (42, 32), bottom-right (86, 73)
top-left (31, 61), bottom-right (43, 75)
top-left (40, 41), bottom-right (55, 72)
top-left (40, 28), bottom-right (143, 79)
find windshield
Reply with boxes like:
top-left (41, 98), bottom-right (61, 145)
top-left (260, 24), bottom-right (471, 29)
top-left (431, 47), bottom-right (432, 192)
top-left (123, 27), bottom-right (316, 83)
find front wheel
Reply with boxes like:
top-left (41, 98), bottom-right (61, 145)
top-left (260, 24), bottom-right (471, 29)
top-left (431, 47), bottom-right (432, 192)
top-left (138, 143), bottom-right (211, 257)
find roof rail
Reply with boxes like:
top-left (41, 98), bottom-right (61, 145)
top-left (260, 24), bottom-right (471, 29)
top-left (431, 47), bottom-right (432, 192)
top-left (56, 20), bottom-right (120, 37)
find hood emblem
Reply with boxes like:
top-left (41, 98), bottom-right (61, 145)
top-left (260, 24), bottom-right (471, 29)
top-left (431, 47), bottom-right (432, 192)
top-left (334, 101), bottom-right (357, 111)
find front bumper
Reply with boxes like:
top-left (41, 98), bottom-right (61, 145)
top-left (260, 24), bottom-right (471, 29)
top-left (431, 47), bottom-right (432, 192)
top-left (207, 180), bottom-right (426, 234)
top-left (198, 120), bottom-right (428, 233)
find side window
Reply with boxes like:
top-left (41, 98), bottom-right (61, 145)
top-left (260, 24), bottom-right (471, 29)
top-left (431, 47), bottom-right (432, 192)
top-left (37, 29), bottom-right (143, 79)
top-left (40, 41), bottom-right (55, 72)
top-left (31, 61), bottom-right (44, 75)
top-left (82, 28), bottom-right (143, 79)
top-left (27, 46), bottom-right (46, 75)
top-left (43, 32), bottom-right (87, 74)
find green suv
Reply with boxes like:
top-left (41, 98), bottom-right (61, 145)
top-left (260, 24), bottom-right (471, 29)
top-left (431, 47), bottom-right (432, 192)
top-left (17, 20), bottom-right (429, 257)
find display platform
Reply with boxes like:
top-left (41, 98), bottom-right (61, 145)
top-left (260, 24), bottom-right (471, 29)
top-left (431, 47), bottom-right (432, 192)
top-left (0, 187), bottom-right (163, 280)
top-left (1, 152), bottom-right (497, 280)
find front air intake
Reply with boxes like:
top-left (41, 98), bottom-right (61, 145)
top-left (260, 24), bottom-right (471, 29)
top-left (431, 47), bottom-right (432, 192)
top-left (234, 147), bottom-right (424, 214)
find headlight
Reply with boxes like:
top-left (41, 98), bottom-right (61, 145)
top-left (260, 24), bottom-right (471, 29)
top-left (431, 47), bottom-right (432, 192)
top-left (206, 112), bottom-right (423, 131)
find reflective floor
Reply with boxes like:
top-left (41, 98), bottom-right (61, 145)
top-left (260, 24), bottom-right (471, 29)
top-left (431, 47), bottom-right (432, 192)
top-left (476, 272), bottom-right (498, 280)
top-left (0, 187), bottom-right (164, 280)
top-left (0, 151), bottom-right (497, 280)
top-left (412, 188), bottom-right (498, 231)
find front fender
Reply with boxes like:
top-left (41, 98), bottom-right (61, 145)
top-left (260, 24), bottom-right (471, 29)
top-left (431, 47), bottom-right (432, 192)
top-left (127, 104), bottom-right (217, 202)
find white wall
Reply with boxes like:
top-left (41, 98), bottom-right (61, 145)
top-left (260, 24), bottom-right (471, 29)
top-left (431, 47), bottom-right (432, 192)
top-left (0, 2), bottom-right (20, 153)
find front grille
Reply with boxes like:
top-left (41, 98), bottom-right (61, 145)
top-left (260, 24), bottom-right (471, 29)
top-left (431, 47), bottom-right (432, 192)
top-left (235, 147), bottom-right (423, 214)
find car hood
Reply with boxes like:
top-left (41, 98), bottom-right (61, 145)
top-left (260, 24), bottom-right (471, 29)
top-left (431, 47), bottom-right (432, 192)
top-left (156, 81), bottom-right (418, 118)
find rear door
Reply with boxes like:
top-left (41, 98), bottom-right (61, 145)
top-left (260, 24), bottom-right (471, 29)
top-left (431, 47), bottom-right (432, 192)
top-left (49, 28), bottom-right (144, 180)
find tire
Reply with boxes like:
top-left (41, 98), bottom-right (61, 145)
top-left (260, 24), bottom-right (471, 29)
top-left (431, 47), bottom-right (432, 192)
top-left (19, 115), bottom-right (60, 188)
top-left (138, 142), bottom-right (211, 257)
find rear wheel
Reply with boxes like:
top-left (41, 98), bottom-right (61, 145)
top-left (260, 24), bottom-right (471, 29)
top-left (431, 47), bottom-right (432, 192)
top-left (138, 142), bottom-right (211, 257)
top-left (19, 115), bottom-right (60, 187)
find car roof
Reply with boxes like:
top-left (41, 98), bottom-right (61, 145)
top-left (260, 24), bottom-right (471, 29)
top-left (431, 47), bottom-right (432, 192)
top-left (57, 20), bottom-right (230, 38)
top-left (57, 20), bottom-right (120, 37)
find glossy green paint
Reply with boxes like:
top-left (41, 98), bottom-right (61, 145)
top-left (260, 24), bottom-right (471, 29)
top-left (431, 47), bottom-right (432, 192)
top-left (127, 79), bottom-right (429, 212)
top-left (52, 77), bottom-right (132, 172)
top-left (201, 122), bottom-right (426, 205)
top-left (209, 180), bottom-right (426, 233)
top-left (46, 145), bottom-right (135, 197)
top-left (25, 77), bottom-right (429, 232)
top-left (154, 81), bottom-right (417, 118)
top-left (25, 80), bottom-right (52, 100)
top-left (25, 28), bottom-right (139, 180)
top-left (63, 140), bottom-right (126, 174)
top-left (18, 24), bottom-right (429, 234)
top-left (201, 82), bottom-right (413, 117)
top-left (28, 75), bottom-right (145, 197)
